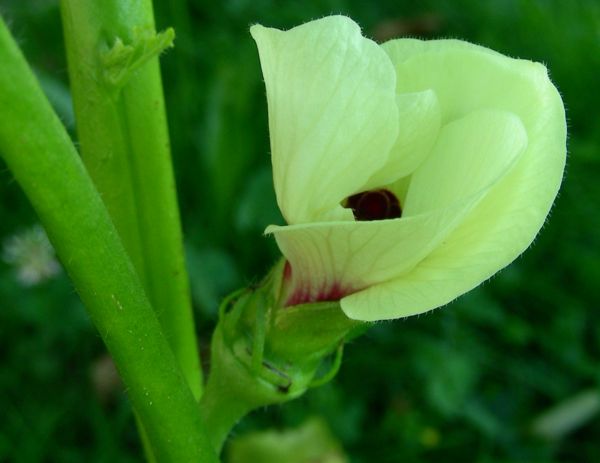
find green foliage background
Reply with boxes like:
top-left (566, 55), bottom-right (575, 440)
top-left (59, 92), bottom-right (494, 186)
top-left (1, 0), bottom-right (599, 461)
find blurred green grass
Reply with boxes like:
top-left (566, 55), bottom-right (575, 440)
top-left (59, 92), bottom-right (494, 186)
top-left (1, 0), bottom-right (599, 461)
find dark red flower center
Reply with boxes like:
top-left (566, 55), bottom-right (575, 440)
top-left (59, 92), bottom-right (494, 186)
top-left (346, 189), bottom-right (402, 221)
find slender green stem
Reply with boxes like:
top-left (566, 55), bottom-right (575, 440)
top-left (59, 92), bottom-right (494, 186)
top-left (59, 0), bottom-right (202, 398)
top-left (0, 17), bottom-right (217, 462)
top-left (201, 323), bottom-right (292, 453)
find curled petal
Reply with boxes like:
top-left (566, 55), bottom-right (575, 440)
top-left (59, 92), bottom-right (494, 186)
top-left (342, 40), bottom-right (566, 321)
top-left (251, 16), bottom-right (399, 224)
top-left (382, 38), bottom-right (559, 129)
top-left (363, 90), bottom-right (441, 189)
top-left (404, 109), bottom-right (527, 215)
top-left (269, 204), bottom-right (474, 305)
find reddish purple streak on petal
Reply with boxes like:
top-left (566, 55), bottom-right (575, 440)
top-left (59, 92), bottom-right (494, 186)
top-left (283, 260), bottom-right (292, 280)
top-left (286, 286), bottom-right (309, 306)
top-left (285, 263), bottom-right (352, 307)
top-left (286, 282), bottom-right (351, 306)
top-left (317, 282), bottom-right (348, 301)
top-left (280, 199), bottom-right (401, 308)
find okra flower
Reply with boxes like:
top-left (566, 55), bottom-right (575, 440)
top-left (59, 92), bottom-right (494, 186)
top-left (251, 16), bottom-right (566, 321)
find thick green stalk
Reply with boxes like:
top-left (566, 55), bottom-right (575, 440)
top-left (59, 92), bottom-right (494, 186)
top-left (201, 323), bottom-right (306, 453)
top-left (0, 18), bottom-right (217, 462)
top-left (60, 0), bottom-right (202, 398)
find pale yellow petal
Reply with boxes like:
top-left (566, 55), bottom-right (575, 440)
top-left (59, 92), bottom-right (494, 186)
top-left (251, 16), bottom-right (399, 224)
top-left (268, 109), bottom-right (527, 305)
top-left (267, 199), bottom-right (474, 305)
top-left (341, 40), bottom-right (566, 321)
top-left (363, 90), bottom-right (441, 189)
top-left (404, 109), bottom-right (527, 215)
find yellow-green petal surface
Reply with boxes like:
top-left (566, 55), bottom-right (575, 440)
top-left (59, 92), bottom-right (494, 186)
top-left (251, 16), bottom-right (399, 224)
top-left (342, 39), bottom-right (566, 320)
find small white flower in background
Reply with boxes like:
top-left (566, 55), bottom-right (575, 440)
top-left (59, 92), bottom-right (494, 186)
top-left (2, 224), bottom-right (61, 286)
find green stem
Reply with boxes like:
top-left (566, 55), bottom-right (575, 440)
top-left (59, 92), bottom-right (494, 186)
top-left (200, 323), bottom-right (297, 453)
top-left (0, 17), bottom-right (217, 463)
top-left (59, 0), bottom-right (202, 399)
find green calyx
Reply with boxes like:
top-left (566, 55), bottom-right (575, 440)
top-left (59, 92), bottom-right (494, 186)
top-left (200, 261), bottom-right (365, 452)
top-left (222, 260), bottom-right (364, 369)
